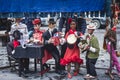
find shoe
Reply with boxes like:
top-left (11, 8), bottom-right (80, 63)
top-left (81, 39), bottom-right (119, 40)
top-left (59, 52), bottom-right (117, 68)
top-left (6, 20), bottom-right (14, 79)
top-left (111, 72), bottom-right (117, 75)
top-left (84, 74), bottom-right (90, 78)
top-left (105, 70), bottom-right (117, 75)
top-left (89, 75), bottom-right (96, 79)
top-left (73, 71), bottom-right (79, 76)
top-left (67, 73), bottom-right (72, 79)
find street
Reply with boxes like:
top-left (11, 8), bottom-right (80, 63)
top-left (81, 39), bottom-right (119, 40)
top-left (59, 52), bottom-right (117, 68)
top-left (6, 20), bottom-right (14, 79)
top-left (0, 29), bottom-right (120, 80)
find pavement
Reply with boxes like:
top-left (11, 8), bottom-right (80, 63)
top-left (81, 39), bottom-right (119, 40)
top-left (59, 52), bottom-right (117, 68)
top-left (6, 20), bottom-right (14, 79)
top-left (0, 29), bottom-right (120, 80)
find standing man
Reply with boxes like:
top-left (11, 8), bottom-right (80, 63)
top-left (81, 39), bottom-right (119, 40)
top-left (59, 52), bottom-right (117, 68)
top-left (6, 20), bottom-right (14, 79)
top-left (83, 23), bottom-right (100, 79)
top-left (42, 18), bottom-right (65, 75)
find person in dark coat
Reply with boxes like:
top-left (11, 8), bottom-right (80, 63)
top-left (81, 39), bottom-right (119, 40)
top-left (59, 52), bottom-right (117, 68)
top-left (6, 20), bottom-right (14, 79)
top-left (42, 18), bottom-right (65, 75)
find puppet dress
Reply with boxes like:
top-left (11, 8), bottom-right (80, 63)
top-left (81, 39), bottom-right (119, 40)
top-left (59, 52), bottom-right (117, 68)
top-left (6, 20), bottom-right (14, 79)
top-left (60, 29), bottom-right (83, 66)
top-left (33, 30), bottom-right (52, 64)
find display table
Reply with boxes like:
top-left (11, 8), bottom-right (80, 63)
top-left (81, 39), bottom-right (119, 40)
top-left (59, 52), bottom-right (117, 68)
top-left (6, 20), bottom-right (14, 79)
top-left (13, 45), bottom-right (44, 77)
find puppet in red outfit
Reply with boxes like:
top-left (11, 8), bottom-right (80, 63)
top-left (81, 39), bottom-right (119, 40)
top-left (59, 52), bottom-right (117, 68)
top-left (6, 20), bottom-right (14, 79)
top-left (29, 19), bottom-right (52, 73)
top-left (60, 20), bottom-right (83, 79)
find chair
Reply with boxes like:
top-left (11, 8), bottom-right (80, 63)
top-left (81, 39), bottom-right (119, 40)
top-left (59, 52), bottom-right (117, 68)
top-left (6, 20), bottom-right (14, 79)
top-left (6, 42), bottom-right (18, 72)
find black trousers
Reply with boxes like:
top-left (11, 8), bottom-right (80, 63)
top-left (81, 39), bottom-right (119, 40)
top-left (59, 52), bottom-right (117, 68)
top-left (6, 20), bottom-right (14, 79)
top-left (44, 45), bottom-right (63, 71)
top-left (61, 43), bottom-right (67, 58)
top-left (86, 57), bottom-right (98, 76)
top-left (20, 58), bottom-right (29, 71)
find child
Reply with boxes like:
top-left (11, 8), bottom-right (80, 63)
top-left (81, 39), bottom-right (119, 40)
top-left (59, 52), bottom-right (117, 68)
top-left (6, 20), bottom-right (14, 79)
top-left (60, 20), bottom-right (83, 79)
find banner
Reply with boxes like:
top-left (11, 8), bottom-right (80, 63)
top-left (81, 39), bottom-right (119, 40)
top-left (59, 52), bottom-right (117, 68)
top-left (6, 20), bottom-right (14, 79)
top-left (0, 0), bottom-right (105, 12)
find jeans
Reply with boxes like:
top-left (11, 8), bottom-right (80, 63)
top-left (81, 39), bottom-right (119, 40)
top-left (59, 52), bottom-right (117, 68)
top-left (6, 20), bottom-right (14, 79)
top-left (44, 45), bottom-right (63, 71)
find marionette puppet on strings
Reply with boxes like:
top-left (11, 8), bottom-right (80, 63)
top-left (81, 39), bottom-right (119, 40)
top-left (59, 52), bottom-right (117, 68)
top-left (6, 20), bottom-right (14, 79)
top-left (60, 19), bottom-right (83, 79)
top-left (82, 23), bottom-right (100, 79)
top-left (42, 18), bottom-right (66, 75)
top-left (27, 19), bottom-right (53, 74)
top-left (104, 27), bottom-right (120, 77)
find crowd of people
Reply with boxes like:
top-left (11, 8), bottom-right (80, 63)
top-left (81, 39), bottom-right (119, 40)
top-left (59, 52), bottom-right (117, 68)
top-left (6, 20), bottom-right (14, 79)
top-left (6, 15), bottom-right (120, 79)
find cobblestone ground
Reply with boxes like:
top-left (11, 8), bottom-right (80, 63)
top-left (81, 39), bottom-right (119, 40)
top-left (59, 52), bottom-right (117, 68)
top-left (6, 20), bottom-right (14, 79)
top-left (0, 30), bottom-right (120, 80)
top-left (0, 67), bottom-right (120, 80)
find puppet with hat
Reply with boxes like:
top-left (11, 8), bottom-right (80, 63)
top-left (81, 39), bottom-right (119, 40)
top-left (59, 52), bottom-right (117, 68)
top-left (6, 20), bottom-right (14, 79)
top-left (78, 23), bottom-right (97, 53)
top-left (28, 19), bottom-right (52, 74)
top-left (83, 23), bottom-right (100, 79)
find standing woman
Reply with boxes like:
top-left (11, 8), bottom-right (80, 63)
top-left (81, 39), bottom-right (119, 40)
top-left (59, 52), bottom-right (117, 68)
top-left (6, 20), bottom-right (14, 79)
top-left (60, 20), bottom-right (83, 79)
